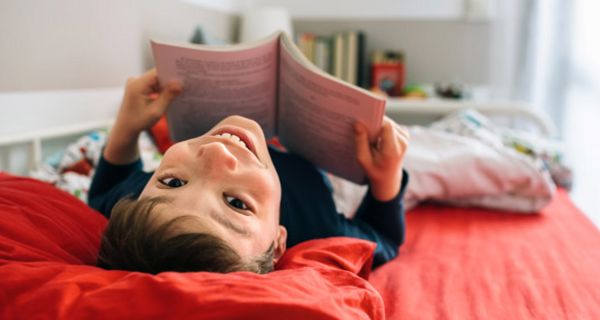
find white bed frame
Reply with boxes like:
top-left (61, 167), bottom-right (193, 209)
top-left (0, 89), bottom-right (555, 175)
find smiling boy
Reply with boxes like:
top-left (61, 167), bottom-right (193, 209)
top-left (89, 69), bottom-right (409, 274)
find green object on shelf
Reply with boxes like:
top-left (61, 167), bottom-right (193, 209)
top-left (403, 84), bottom-right (428, 98)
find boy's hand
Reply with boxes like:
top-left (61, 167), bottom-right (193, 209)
top-left (104, 69), bottom-right (181, 164)
top-left (354, 116), bottom-right (409, 201)
top-left (116, 68), bottom-right (181, 138)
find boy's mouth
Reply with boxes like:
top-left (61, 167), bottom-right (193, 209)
top-left (211, 127), bottom-right (259, 162)
top-left (214, 132), bottom-right (248, 149)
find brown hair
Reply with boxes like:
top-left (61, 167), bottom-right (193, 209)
top-left (97, 197), bottom-right (274, 274)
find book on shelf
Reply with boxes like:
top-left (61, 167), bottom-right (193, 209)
top-left (314, 36), bottom-right (331, 74)
top-left (151, 31), bottom-right (386, 184)
top-left (332, 32), bottom-right (344, 80)
top-left (356, 31), bottom-right (369, 89)
top-left (297, 30), bottom-right (369, 89)
top-left (346, 31), bottom-right (357, 85)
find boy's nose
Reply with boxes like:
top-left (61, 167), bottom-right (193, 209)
top-left (196, 142), bottom-right (238, 172)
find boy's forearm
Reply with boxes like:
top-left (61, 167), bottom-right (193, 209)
top-left (370, 171), bottom-right (402, 202)
top-left (355, 169), bottom-right (409, 246)
top-left (103, 119), bottom-right (141, 165)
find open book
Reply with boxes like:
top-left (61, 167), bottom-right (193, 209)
top-left (151, 32), bottom-right (386, 184)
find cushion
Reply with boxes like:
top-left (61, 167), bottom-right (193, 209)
top-left (149, 115), bottom-right (174, 154)
top-left (0, 173), bottom-right (383, 319)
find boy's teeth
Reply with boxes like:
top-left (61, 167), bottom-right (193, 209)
top-left (215, 133), bottom-right (248, 150)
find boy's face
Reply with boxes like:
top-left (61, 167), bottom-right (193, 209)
top-left (140, 116), bottom-right (286, 262)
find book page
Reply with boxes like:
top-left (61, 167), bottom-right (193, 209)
top-left (277, 35), bottom-right (386, 184)
top-left (151, 36), bottom-right (279, 141)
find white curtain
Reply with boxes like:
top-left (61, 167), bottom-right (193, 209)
top-left (516, 0), bottom-right (572, 136)
top-left (518, 0), bottom-right (600, 223)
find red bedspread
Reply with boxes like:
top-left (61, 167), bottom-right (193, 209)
top-left (370, 190), bottom-right (600, 319)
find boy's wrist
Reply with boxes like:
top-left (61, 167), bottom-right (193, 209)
top-left (370, 173), bottom-right (402, 202)
top-left (103, 121), bottom-right (142, 165)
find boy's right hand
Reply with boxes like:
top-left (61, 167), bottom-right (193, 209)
top-left (116, 68), bottom-right (182, 138)
top-left (104, 69), bottom-right (181, 165)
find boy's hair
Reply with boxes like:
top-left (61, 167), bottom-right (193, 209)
top-left (97, 197), bottom-right (274, 274)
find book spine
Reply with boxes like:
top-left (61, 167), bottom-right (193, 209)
top-left (314, 36), bottom-right (331, 73)
top-left (307, 34), bottom-right (316, 64)
top-left (347, 31), bottom-right (358, 85)
top-left (297, 33), bottom-right (314, 63)
top-left (333, 32), bottom-right (344, 80)
top-left (357, 31), bottom-right (369, 89)
top-left (341, 32), bottom-right (350, 83)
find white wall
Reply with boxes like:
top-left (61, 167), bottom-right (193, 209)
top-left (0, 0), bottom-right (143, 91)
top-left (138, 0), bottom-right (238, 69)
top-left (0, 0), bottom-right (237, 92)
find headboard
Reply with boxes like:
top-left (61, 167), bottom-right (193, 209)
top-left (0, 88), bottom-right (121, 174)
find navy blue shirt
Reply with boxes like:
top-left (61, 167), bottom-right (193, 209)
top-left (89, 147), bottom-right (408, 268)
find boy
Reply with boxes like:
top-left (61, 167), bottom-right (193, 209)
top-left (90, 69), bottom-right (409, 274)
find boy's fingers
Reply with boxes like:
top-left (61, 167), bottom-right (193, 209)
top-left (354, 123), bottom-right (373, 169)
top-left (165, 81), bottom-right (182, 94)
top-left (150, 81), bottom-right (181, 114)
top-left (129, 69), bottom-right (161, 95)
top-left (394, 127), bottom-right (409, 146)
top-left (139, 68), bottom-right (157, 82)
top-left (395, 126), bottom-right (410, 142)
top-left (379, 119), bottom-right (398, 155)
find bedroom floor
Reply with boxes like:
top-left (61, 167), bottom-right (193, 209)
top-left (562, 89), bottom-right (600, 228)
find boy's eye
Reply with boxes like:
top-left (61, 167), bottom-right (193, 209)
top-left (225, 195), bottom-right (250, 211)
top-left (159, 177), bottom-right (186, 188)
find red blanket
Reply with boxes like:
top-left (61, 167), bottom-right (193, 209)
top-left (370, 190), bottom-right (600, 319)
top-left (0, 174), bottom-right (384, 319)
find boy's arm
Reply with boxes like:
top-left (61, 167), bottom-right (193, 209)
top-left (350, 116), bottom-right (410, 265)
top-left (89, 69), bottom-right (180, 215)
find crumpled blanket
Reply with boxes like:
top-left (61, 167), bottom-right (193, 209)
top-left (30, 131), bottom-right (162, 203)
top-left (330, 110), bottom-right (567, 215)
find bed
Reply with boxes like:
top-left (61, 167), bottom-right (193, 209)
top-left (371, 190), bottom-right (600, 318)
top-left (1, 89), bottom-right (599, 319)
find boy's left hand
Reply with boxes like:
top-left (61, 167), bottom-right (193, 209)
top-left (354, 116), bottom-right (409, 201)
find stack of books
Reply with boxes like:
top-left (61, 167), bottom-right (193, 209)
top-left (296, 31), bottom-right (369, 89)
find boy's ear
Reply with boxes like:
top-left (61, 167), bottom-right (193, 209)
top-left (272, 225), bottom-right (287, 264)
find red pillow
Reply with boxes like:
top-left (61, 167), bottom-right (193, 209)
top-left (149, 115), bottom-right (175, 154)
top-left (0, 173), bottom-right (383, 319)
